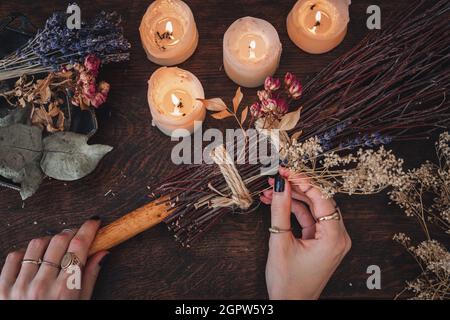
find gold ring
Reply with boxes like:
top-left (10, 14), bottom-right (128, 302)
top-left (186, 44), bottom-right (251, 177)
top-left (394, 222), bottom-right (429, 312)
top-left (22, 259), bottom-right (41, 265)
top-left (269, 226), bottom-right (292, 234)
top-left (318, 207), bottom-right (341, 222)
top-left (41, 260), bottom-right (60, 269)
top-left (61, 252), bottom-right (83, 271)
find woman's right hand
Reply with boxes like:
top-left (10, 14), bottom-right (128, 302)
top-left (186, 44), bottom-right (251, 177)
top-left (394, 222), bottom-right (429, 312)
top-left (0, 218), bottom-right (108, 300)
top-left (261, 167), bottom-right (352, 300)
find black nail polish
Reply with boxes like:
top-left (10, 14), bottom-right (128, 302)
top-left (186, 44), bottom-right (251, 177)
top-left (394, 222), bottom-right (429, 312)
top-left (99, 253), bottom-right (110, 267)
top-left (274, 174), bottom-right (285, 193)
top-left (45, 229), bottom-right (58, 236)
top-left (89, 215), bottom-right (101, 221)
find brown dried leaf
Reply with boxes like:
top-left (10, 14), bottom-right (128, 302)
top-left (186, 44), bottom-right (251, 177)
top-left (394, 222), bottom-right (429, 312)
top-left (279, 108), bottom-right (302, 131)
top-left (232, 87), bottom-right (243, 113)
top-left (240, 106), bottom-right (248, 125)
top-left (291, 130), bottom-right (303, 142)
top-left (198, 98), bottom-right (227, 112)
top-left (211, 109), bottom-right (233, 120)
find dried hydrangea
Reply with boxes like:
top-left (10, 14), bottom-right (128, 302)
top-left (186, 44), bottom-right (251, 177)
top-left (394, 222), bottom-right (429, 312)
top-left (286, 136), bottom-right (404, 198)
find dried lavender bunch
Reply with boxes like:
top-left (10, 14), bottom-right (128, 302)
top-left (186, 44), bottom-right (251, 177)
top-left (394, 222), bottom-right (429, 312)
top-left (0, 4), bottom-right (130, 82)
top-left (390, 132), bottom-right (450, 300)
top-left (156, 0), bottom-right (450, 246)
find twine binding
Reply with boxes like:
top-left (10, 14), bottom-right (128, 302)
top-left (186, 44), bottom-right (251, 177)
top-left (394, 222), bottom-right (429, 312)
top-left (207, 144), bottom-right (253, 210)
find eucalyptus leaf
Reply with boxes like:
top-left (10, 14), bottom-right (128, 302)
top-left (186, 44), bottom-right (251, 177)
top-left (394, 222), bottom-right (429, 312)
top-left (41, 132), bottom-right (113, 181)
top-left (0, 124), bottom-right (44, 200)
top-left (0, 105), bottom-right (32, 127)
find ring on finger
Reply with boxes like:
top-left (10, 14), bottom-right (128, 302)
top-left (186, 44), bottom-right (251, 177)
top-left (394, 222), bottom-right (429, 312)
top-left (22, 259), bottom-right (41, 266)
top-left (61, 252), bottom-right (83, 272)
top-left (318, 207), bottom-right (341, 222)
top-left (41, 260), bottom-right (60, 269)
top-left (268, 226), bottom-right (292, 234)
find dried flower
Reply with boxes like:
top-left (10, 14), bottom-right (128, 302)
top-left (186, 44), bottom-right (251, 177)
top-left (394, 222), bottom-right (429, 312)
top-left (286, 136), bottom-right (404, 198)
top-left (264, 77), bottom-right (281, 92)
top-left (250, 102), bottom-right (262, 117)
top-left (284, 72), bottom-right (296, 87)
top-left (0, 4), bottom-right (130, 82)
top-left (390, 132), bottom-right (450, 300)
top-left (288, 80), bottom-right (303, 100)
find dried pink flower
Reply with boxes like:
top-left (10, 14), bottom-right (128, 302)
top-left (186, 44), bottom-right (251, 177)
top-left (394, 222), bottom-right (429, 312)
top-left (284, 72), bottom-right (297, 87)
top-left (84, 54), bottom-right (101, 76)
top-left (250, 102), bottom-right (262, 117)
top-left (264, 76), bottom-right (281, 92)
top-left (289, 80), bottom-right (303, 100)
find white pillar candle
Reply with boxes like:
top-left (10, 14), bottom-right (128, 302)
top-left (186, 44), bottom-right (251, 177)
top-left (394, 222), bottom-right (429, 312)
top-left (223, 17), bottom-right (282, 88)
top-left (148, 67), bottom-right (205, 137)
top-left (140, 0), bottom-right (199, 66)
top-left (287, 0), bottom-right (351, 54)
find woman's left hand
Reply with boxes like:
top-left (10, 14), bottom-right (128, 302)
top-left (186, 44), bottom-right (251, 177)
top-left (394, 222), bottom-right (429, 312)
top-left (0, 218), bottom-right (108, 300)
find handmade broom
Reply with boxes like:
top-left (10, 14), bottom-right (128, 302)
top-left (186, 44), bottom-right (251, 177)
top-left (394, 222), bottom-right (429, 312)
top-left (89, 0), bottom-right (450, 254)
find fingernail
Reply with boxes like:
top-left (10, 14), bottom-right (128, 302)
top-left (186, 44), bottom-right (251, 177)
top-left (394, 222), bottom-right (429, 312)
top-left (274, 174), bottom-right (285, 193)
top-left (89, 215), bottom-right (101, 221)
top-left (99, 253), bottom-right (110, 267)
top-left (45, 229), bottom-right (58, 236)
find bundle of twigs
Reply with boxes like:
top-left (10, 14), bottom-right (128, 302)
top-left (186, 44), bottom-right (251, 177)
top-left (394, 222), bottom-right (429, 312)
top-left (154, 0), bottom-right (450, 247)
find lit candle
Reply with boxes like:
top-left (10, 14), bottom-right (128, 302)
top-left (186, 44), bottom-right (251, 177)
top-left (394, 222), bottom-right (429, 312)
top-left (287, 0), bottom-right (351, 54)
top-left (140, 0), bottom-right (199, 66)
top-left (223, 17), bottom-right (282, 88)
top-left (148, 67), bottom-right (205, 137)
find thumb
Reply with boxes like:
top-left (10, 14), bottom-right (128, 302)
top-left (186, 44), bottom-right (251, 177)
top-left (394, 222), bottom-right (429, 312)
top-left (80, 251), bottom-right (109, 300)
top-left (270, 173), bottom-right (292, 231)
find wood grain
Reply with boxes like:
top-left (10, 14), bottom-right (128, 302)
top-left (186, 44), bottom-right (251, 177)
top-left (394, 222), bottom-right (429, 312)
top-left (0, 0), bottom-right (441, 299)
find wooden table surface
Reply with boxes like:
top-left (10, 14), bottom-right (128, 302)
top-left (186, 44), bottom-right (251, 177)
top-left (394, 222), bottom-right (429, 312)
top-left (0, 0), bottom-right (440, 299)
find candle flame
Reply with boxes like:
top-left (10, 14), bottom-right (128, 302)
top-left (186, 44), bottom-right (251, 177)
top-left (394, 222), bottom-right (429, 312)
top-left (166, 21), bottom-right (173, 34)
top-left (170, 93), bottom-right (183, 117)
top-left (249, 40), bottom-right (256, 59)
top-left (171, 93), bottom-right (180, 106)
top-left (315, 11), bottom-right (322, 23)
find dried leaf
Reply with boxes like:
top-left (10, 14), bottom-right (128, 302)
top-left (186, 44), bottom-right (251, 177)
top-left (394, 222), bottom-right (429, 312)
top-left (41, 132), bottom-right (113, 181)
top-left (232, 87), bottom-right (243, 113)
top-left (291, 130), bottom-right (303, 142)
top-left (198, 98), bottom-right (227, 112)
top-left (0, 124), bottom-right (44, 200)
top-left (0, 105), bottom-right (32, 127)
top-left (241, 106), bottom-right (248, 125)
top-left (279, 108), bottom-right (302, 131)
top-left (211, 109), bottom-right (233, 120)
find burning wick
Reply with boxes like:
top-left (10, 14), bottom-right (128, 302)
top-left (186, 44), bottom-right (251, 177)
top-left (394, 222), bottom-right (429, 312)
top-left (249, 40), bottom-right (256, 59)
top-left (156, 21), bottom-right (175, 48)
top-left (170, 93), bottom-right (185, 117)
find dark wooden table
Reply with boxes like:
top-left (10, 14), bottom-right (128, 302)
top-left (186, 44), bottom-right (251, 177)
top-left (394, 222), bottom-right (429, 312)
top-left (0, 0), bottom-right (438, 299)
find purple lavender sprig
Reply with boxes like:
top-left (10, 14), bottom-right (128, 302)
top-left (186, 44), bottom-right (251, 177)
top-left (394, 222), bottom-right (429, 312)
top-left (0, 4), bottom-right (130, 81)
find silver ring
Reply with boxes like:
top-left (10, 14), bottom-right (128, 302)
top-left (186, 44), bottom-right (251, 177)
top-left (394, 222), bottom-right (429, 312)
top-left (62, 229), bottom-right (75, 235)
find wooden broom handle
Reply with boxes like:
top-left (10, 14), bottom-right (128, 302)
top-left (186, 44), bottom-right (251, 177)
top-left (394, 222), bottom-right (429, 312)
top-left (88, 196), bottom-right (173, 256)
